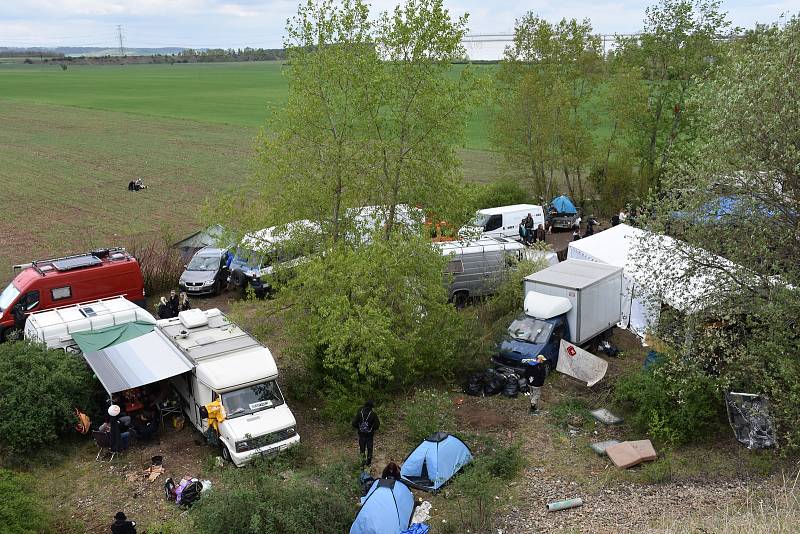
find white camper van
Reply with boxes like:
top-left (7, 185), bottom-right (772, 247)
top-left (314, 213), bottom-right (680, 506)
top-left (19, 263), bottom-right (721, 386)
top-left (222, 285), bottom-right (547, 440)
top-left (460, 204), bottom-right (546, 240)
top-left (24, 296), bottom-right (156, 351)
top-left (158, 308), bottom-right (300, 466)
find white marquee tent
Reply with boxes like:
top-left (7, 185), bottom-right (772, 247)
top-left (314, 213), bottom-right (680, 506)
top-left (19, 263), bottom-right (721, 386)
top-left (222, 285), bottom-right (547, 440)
top-left (567, 224), bottom-right (738, 339)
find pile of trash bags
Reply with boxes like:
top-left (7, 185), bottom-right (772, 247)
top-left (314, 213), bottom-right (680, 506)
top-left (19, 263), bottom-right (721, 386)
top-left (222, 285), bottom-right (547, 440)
top-left (464, 368), bottom-right (528, 398)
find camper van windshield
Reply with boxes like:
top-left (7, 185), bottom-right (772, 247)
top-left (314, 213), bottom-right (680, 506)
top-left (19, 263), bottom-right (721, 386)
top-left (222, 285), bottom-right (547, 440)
top-left (508, 317), bottom-right (553, 344)
top-left (221, 381), bottom-right (285, 418)
top-left (0, 282), bottom-right (20, 312)
top-left (234, 248), bottom-right (263, 269)
top-left (187, 255), bottom-right (219, 271)
top-left (472, 213), bottom-right (491, 228)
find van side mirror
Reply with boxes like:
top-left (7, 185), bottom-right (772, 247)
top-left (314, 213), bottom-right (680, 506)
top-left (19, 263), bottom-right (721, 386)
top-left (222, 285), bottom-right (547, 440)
top-left (199, 406), bottom-right (209, 419)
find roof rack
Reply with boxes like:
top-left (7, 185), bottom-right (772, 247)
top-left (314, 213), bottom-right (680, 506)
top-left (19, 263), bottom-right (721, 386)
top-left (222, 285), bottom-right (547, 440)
top-left (16, 247), bottom-right (130, 276)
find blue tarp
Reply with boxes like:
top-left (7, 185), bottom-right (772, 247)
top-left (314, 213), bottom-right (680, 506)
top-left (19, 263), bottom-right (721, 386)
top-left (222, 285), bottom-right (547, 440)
top-left (400, 525), bottom-right (429, 534)
top-left (550, 195), bottom-right (577, 214)
top-left (671, 196), bottom-right (778, 222)
top-left (400, 432), bottom-right (472, 491)
top-left (350, 479), bottom-right (414, 534)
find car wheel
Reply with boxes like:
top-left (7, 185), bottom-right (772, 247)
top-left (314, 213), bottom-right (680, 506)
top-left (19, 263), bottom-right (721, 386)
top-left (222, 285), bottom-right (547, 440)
top-left (221, 444), bottom-right (232, 463)
top-left (453, 292), bottom-right (469, 309)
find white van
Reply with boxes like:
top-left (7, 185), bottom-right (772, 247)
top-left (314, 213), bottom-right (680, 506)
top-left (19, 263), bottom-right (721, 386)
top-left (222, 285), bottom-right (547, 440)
top-left (460, 204), bottom-right (546, 240)
top-left (158, 308), bottom-right (300, 466)
top-left (24, 296), bottom-right (156, 351)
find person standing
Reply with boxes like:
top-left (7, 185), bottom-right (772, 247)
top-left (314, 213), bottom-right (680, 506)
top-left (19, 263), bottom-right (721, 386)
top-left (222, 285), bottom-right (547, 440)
top-left (352, 400), bottom-right (380, 467)
top-left (518, 219), bottom-right (527, 244)
top-left (524, 213), bottom-right (535, 245)
top-left (111, 511), bottom-right (136, 534)
top-left (585, 215), bottom-right (599, 237)
top-left (572, 225), bottom-right (581, 241)
top-left (168, 290), bottom-right (179, 318)
top-left (522, 356), bottom-right (548, 414)
top-left (534, 224), bottom-right (546, 243)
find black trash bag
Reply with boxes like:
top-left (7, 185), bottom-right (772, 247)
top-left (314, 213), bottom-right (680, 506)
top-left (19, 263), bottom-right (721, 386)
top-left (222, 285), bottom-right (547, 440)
top-left (502, 374), bottom-right (519, 398)
top-left (517, 376), bottom-right (529, 393)
top-left (483, 369), bottom-right (507, 396)
top-left (598, 340), bottom-right (619, 357)
top-left (464, 372), bottom-right (484, 396)
top-left (179, 480), bottom-right (203, 507)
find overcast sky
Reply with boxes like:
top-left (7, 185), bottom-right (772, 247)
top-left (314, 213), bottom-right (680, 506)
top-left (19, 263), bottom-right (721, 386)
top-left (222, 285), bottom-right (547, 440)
top-left (1, 0), bottom-right (796, 58)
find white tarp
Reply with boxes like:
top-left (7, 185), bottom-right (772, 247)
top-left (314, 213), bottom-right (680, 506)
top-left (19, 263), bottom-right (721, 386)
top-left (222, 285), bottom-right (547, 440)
top-left (556, 340), bottom-right (608, 387)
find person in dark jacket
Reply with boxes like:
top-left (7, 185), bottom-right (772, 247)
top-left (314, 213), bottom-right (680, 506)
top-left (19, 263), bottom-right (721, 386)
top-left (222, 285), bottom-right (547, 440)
top-left (523, 213), bottom-right (535, 245)
top-left (352, 400), bottom-right (380, 467)
top-left (534, 224), bottom-right (546, 243)
top-left (179, 291), bottom-right (191, 312)
top-left (168, 290), bottom-right (179, 317)
top-left (382, 462), bottom-right (401, 480)
top-left (157, 297), bottom-right (171, 320)
top-left (522, 356), bottom-right (548, 414)
top-left (111, 511), bottom-right (136, 534)
top-left (611, 213), bottom-right (620, 227)
top-left (572, 225), bottom-right (581, 241)
top-left (585, 215), bottom-right (599, 237)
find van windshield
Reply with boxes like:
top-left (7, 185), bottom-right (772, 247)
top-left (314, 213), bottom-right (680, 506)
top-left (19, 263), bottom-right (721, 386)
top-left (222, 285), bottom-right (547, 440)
top-left (508, 317), bottom-right (553, 344)
top-left (471, 213), bottom-right (491, 228)
top-left (221, 381), bottom-right (285, 418)
top-left (0, 282), bottom-right (20, 312)
top-left (187, 255), bottom-right (219, 271)
top-left (233, 248), bottom-right (265, 269)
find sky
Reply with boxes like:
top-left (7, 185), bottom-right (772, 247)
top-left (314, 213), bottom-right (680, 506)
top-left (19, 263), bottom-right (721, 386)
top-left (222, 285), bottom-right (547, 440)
top-left (0, 0), bottom-right (797, 59)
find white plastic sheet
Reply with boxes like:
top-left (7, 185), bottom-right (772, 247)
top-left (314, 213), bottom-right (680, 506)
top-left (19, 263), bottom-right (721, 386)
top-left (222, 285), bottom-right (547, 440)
top-left (556, 340), bottom-right (608, 387)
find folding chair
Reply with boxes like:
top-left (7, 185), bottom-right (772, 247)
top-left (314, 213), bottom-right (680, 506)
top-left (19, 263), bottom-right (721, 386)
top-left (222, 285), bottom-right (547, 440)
top-left (92, 430), bottom-right (116, 462)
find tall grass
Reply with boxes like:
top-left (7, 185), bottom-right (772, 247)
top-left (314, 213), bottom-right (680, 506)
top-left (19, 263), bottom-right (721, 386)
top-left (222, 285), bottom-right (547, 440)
top-left (127, 237), bottom-right (184, 298)
top-left (656, 470), bottom-right (800, 533)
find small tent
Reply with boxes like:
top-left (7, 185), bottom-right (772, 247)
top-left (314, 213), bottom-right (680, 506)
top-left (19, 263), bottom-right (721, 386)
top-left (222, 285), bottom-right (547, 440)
top-left (400, 432), bottom-right (472, 491)
top-left (550, 195), bottom-right (577, 215)
top-left (173, 224), bottom-right (225, 260)
top-left (349, 478), bottom-right (414, 534)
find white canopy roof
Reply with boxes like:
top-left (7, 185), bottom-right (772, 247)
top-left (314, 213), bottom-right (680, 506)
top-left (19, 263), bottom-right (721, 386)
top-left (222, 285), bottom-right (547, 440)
top-left (567, 224), bottom-right (738, 314)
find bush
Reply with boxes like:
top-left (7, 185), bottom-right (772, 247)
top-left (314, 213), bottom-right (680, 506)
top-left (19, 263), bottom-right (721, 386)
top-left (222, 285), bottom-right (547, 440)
top-left (467, 179), bottom-right (533, 213)
top-left (614, 357), bottom-right (722, 446)
top-left (189, 458), bottom-right (355, 534)
top-left (127, 236), bottom-right (185, 297)
top-left (445, 455), bottom-right (505, 532)
top-left (0, 469), bottom-right (51, 534)
top-left (483, 442), bottom-right (526, 480)
top-left (403, 390), bottom-right (456, 443)
top-left (0, 342), bottom-right (97, 456)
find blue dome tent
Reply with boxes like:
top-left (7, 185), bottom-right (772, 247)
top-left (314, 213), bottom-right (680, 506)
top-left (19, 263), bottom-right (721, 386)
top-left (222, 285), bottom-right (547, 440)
top-left (550, 195), bottom-right (577, 215)
top-left (349, 478), bottom-right (414, 534)
top-left (400, 432), bottom-right (472, 491)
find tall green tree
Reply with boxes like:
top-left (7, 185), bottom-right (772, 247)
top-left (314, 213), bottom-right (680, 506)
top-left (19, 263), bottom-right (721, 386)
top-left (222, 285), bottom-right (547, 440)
top-left (639, 15), bottom-right (800, 449)
top-left (491, 15), bottom-right (603, 205)
top-left (614, 0), bottom-right (731, 191)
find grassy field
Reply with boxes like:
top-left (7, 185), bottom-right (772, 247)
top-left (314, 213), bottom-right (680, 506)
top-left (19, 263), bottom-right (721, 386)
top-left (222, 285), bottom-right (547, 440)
top-left (0, 62), bottom-right (499, 273)
top-left (0, 62), bottom-right (494, 150)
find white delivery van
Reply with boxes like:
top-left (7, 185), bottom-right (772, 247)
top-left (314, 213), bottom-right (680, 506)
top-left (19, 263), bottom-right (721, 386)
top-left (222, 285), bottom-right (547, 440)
top-left (460, 204), bottom-right (546, 240)
top-left (24, 296), bottom-right (156, 352)
top-left (158, 308), bottom-right (300, 466)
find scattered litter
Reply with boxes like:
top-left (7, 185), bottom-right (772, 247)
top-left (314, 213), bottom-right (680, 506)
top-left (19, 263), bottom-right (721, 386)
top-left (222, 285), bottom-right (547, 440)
top-left (547, 497), bottom-right (583, 512)
top-left (643, 350), bottom-right (664, 370)
top-left (725, 392), bottom-right (777, 449)
top-left (557, 341), bottom-right (608, 386)
top-left (145, 464), bottom-right (165, 482)
top-left (214, 456), bottom-right (225, 468)
top-left (411, 501), bottom-right (432, 523)
top-left (589, 440), bottom-right (621, 456)
top-left (597, 340), bottom-right (619, 357)
top-left (590, 408), bottom-right (623, 425)
top-left (606, 439), bottom-right (657, 469)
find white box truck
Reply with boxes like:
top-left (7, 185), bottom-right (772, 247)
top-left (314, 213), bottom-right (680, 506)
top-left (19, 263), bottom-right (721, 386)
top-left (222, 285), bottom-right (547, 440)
top-left (494, 260), bottom-right (622, 369)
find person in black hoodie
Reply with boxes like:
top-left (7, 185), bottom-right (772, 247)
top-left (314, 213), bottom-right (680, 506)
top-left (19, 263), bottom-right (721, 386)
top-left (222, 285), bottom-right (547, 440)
top-left (110, 511), bottom-right (136, 534)
top-left (352, 400), bottom-right (380, 467)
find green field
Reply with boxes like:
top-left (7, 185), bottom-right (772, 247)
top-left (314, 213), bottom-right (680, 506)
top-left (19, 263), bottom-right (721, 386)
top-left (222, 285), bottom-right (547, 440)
top-left (0, 62), bottom-right (494, 150)
top-left (0, 62), bottom-right (498, 273)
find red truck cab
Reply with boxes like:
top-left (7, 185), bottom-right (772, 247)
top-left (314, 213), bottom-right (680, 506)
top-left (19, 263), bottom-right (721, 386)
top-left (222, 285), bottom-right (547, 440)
top-left (0, 248), bottom-right (145, 341)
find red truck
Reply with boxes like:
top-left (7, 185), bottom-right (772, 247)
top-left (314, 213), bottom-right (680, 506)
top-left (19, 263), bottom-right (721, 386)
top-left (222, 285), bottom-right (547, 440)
top-left (0, 248), bottom-right (145, 341)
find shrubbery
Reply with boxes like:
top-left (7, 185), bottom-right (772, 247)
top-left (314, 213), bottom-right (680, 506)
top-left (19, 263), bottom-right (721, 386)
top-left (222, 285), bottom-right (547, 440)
top-left (614, 356), bottom-right (722, 446)
top-left (403, 390), bottom-right (456, 443)
top-left (188, 458), bottom-right (356, 534)
top-left (127, 236), bottom-right (185, 296)
top-left (0, 342), bottom-right (97, 456)
top-left (0, 469), bottom-right (51, 534)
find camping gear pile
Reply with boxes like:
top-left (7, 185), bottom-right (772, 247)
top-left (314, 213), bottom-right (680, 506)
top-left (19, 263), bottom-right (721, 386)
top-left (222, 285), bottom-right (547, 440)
top-left (164, 476), bottom-right (206, 507)
top-left (465, 368), bottom-right (527, 397)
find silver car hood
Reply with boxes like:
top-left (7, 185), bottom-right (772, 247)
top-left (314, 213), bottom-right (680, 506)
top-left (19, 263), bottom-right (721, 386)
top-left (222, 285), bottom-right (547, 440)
top-left (180, 269), bottom-right (217, 284)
